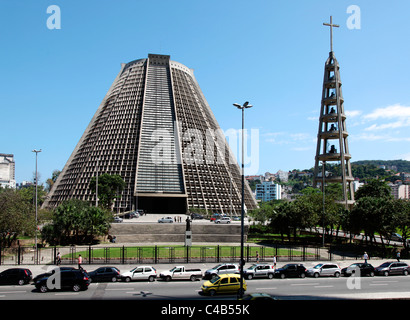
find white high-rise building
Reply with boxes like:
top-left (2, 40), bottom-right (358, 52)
top-left (0, 153), bottom-right (16, 189)
top-left (255, 181), bottom-right (281, 202)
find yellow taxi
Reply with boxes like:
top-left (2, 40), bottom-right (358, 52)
top-left (201, 273), bottom-right (246, 296)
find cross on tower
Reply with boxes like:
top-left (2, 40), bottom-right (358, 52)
top-left (323, 16), bottom-right (339, 52)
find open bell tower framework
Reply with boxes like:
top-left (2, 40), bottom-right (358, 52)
top-left (313, 16), bottom-right (355, 208)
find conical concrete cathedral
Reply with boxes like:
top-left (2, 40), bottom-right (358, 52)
top-left (44, 54), bottom-right (258, 214)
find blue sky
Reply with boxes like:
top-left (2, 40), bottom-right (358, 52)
top-left (1, 0), bottom-right (410, 183)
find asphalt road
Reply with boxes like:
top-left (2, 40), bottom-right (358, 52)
top-left (1, 261), bottom-right (410, 301)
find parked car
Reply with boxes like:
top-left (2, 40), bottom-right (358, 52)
top-left (88, 266), bottom-right (121, 282)
top-left (113, 216), bottom-right (123, 223)
top-left (341, 263), bottom-right (375, 277)
top-left (210, 214), bottom-right (220, 222)
top-left (274, 263), bottom-right (307, 279)
top-left (389, 233), bottom-right (403, 242)
top-left (123, 211), bottom-right (139, 219)
top-left (33, 267), bottom-right (75, 283)
top-left (306, 263), bottom-right (341, 278)
top-left (243, 263), bottom-right (276, 279)
top-left (34, 269), bottom-right (90, 293)
top-left (375, 261), bottom-right (410, 276)
top-left (215, 217), bottom-right (231, 224)
top-left (191, 213), bottom-right (204, 220)
top-left (159, 266), bottom-right (203, 281)
top-left (201, 273), bottom-right (246, 296)
top-left (121, 266), bottom-right (157, 282)
top-left (0, 268), bottom-right (32, 285)
top-left (158, 216), bottom-right (174, 223)
top-left (204, 263), bottom-right (240, 279)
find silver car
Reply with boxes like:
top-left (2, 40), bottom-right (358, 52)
top-left (306, 263), bottom-right (341, 278)
top-left (204, 263), bottom-right (239, 279)
top-left (215, 217), bottom-right (231, 224)
top-left (243, 264), bottom-right (276, 280)
top-left (158, 216), bottom-right (174, 223)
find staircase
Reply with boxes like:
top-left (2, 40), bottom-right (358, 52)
top-left (109, 223), bottom-right (248, 243)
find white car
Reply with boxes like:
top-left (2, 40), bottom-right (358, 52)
top-left (121, 266), bottom-right (157, 282)
top-left (158, 216), bottom-right (174, 223)
top-left (215, 217), bottom-right (231, 224)
top-left (113, 216), bottom-right (123, 223)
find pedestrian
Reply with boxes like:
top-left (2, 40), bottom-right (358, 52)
top-left (78, 254), bottom-right (83, 270)
top-left (273, 255), bottom-right (277, 269)
top-left (363, 252), bottom-right (369, 264)
top-left (256, 251), bottom-right (259, 263)
top-left (56, 252), bottom-right (61, 266)
top-left (397, 250), bottom-right (401, 262)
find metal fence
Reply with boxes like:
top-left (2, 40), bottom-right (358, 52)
top-left (1, 243), bottom-right (356, 266)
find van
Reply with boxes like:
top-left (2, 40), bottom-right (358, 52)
top-left (201, 274), bottom-right (246, 296)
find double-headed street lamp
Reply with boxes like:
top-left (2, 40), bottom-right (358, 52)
top-left (32, 149), bottom-right (42, 264)
top-left (233, 101), bottom-right (253, 298)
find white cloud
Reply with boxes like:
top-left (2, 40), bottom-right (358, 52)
top-left (364, 104), bottom-right (410, 120)
top-left (350, 132), bottom-right (388, 141)
top-left (359, 104), bottom-right (410, 133)
top-left (345, 110), bottom-right (362, 118)
top-left (290, 133), bottom-right (311, 141)
top-left (291, 146), bottom-right (313, 151)
top-left (364, 120), bottom-right (410, 131)
top-left (399, 152), bottom-right (410, 161)
top-left (264, 131), bottom-right (314, 145)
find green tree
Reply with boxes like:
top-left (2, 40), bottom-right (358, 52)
top-left (19, 184), bottom-right (47, 207)
top-left (90, 174), bottom-right (125, 210)
top-left (355, 179), bottom-right (392, 200)
top-left (349, 179), bottom-right (395, 246)
top-left (41, 199), bottom-right (112, 245)
top-left (390, 199), bottom-right (410, 248)
top-left (0, 188), bottom-right (35, 247)
top-left (45, 169), bottom-right (61, 192)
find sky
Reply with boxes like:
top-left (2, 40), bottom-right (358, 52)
top-left (1, 0), bottom-right (410, 184)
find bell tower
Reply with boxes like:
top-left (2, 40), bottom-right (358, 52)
top-left (313, 16), bottom-right (355, 208)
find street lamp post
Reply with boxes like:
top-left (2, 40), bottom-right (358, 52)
top-left (233, 101), bottom-right (253, 298)
top-left (32, 149), bottom-right (42, 264)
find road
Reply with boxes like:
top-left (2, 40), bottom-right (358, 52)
top-left (1, 261), bottom-right (410, 301)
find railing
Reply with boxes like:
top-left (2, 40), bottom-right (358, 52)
top-left (0, 244), bottom-right (331, 266)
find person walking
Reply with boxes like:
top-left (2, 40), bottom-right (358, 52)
top-left (363, 252), bottom-right (369, 264)
top-left (255, 251), bottom-right (260, 263)
top-left (397, 250), bottom-right (401, 262)
top-left (273, 255), bottom-right (277, 270)
top-left (56, 252), bottom-right (61, 266)
top-left (78, 254), bottom-right (83, 270)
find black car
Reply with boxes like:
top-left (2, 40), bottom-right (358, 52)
top-left (190, 213), bottom-right (204, 220)
top-left (0, 268), bottom-right (32, 285)
top-left (34, 269), bottom-right (90, 293)
top-left (33, 267), bottom-right (75, 283)
top-left (274, 264), bottom-right (307, 279)
top-left (341, 263), bottom-right (375, 277)
top-left (88, 266), bottom-right (121, 282)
